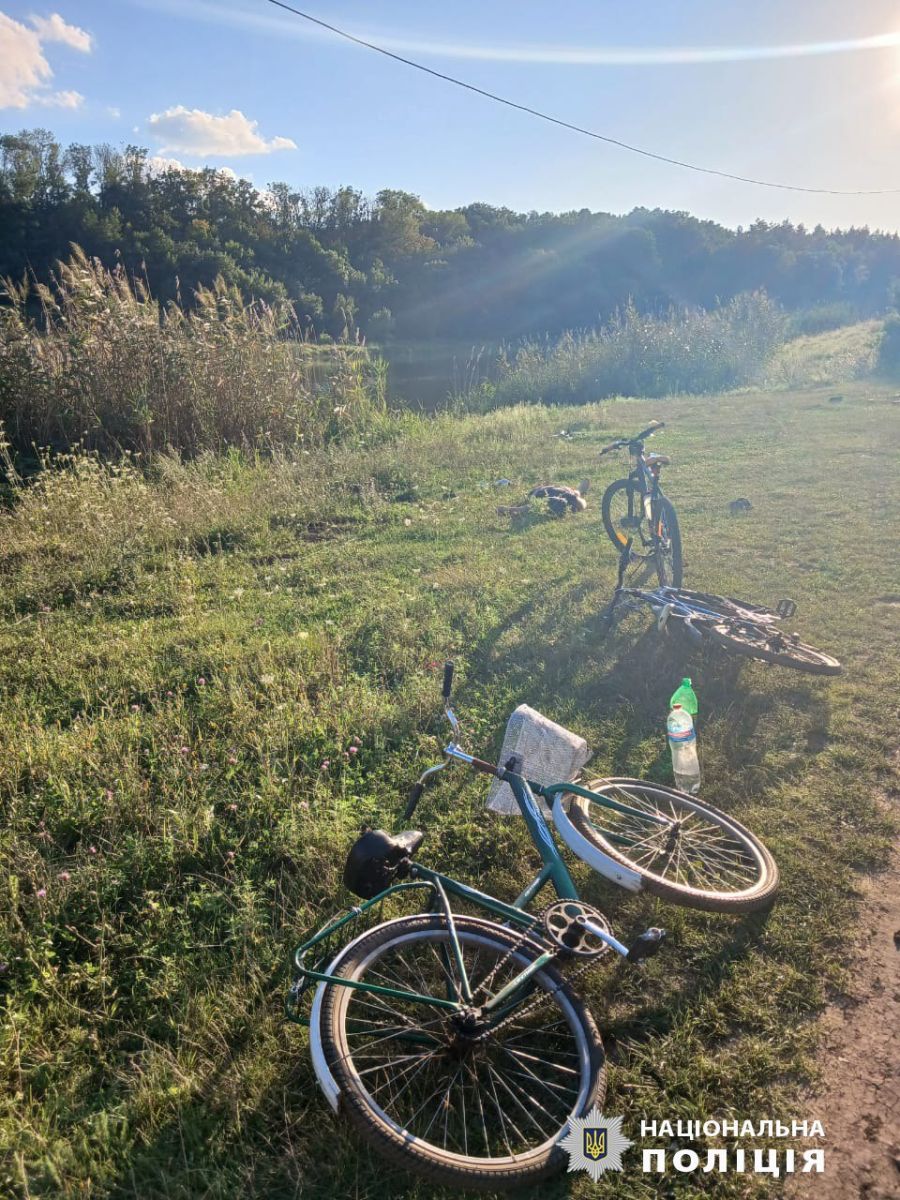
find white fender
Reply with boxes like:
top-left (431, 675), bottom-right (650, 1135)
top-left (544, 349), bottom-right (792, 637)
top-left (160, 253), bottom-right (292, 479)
top-left (307, 913), bottom-right (425, 1112)
top-left (551, 793), bottom-right (643, 893)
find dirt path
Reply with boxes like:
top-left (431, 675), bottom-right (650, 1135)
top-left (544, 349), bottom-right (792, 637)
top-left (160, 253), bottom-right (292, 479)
top-left (786, 841), bottom-right (900, 1199)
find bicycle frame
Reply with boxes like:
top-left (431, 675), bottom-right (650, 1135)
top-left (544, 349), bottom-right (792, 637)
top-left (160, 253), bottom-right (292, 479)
top-left (289, 766), bottom-right (660, 1022)
top-left (290, 675), bottom-right (670, 1111)
top-left (612, 582), bottom-right (782, 630)
top-left (628, 441), bottom-right (662, 520)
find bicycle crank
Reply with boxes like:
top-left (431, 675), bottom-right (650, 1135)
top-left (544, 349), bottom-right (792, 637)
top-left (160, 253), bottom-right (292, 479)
top-left (542, 900), bottom-right (617, 959)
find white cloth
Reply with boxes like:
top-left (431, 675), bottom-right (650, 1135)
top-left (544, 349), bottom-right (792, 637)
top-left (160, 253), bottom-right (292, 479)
top-left (486, 704), bottom-right (590, 815)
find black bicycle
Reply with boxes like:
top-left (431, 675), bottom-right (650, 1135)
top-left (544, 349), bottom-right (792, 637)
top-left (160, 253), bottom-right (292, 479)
top-left (599, 419), bottom-right (683, 587)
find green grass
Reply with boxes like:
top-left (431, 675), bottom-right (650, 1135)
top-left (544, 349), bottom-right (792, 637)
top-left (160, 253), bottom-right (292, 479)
top-left (768, 319), bottom-right (881, 388)
top-left (1, 381), bottom-right (898, 1198)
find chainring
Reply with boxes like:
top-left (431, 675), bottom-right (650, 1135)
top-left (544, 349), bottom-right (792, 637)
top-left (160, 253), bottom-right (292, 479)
top-left (542, 900), bottom-right (614, 959)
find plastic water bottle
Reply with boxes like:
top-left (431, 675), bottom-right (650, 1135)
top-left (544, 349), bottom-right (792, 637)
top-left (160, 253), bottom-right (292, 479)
top-left (670, 677), bottom-right (699, 719)
top-left (667, 705), bottom-right (701, 794)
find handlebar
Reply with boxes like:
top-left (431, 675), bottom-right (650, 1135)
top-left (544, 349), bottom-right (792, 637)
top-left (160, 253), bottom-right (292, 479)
top-left (599, 419), bottom-right (664, 456)
top-left (403, 661), bottom-right (503, 819)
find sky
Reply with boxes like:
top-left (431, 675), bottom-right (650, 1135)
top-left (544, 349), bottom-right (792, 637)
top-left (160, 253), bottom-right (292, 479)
top-left (3, 0), bottom-right (900, 230)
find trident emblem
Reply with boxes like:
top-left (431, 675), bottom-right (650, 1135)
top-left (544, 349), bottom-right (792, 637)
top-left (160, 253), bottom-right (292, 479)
top-left (583, 1128), bottom-right (607, 1161)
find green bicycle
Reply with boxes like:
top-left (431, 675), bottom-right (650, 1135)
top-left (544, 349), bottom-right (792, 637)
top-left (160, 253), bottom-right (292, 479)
top-left (287, 665), bottom-right (777, 1190)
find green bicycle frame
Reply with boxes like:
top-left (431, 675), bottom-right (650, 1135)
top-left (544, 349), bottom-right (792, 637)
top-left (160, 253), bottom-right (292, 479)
top-left (287, 770), bottom-right (653, 1023)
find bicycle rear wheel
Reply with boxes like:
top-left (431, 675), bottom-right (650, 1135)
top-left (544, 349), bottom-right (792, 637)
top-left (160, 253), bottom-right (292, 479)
top-left (564, 778), bottom-right (779, 913)
top-left (320, 913), bottom-right (605, 1191)
top-left (653, 496), bottom-right (683, 587)
top-left (664, 589), bottom-right (779, 620)
top-left (707, 622), bottom-right (842, 675)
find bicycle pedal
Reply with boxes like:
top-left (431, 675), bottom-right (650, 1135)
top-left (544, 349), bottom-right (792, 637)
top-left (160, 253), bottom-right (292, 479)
top-left (776, 598), bottom-right (797, 618)
top-left (626, 927), bottom-right (667, 963)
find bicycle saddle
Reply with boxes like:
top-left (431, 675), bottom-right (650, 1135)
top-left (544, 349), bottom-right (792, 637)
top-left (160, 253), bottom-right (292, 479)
top-left (644, 453), bottom-right (670, 466)
top-left (343, 829), bottom-right (425, 899)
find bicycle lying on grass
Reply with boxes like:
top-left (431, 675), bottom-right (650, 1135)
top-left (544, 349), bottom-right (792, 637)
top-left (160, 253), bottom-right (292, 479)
top-left (602, 539), bottom-right (842, 675)
top-left (599, 418), bottom-right (683, 586)
top-left (287, 665), bottom-right (778, 1189)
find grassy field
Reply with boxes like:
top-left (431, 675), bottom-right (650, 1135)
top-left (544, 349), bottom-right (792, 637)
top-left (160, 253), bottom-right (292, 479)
top-left (1, 378), bottom-right (898, 1198)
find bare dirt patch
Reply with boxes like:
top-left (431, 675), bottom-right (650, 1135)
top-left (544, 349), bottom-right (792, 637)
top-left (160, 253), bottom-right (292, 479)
top-left (786, 841), bottom-right (900, 1199)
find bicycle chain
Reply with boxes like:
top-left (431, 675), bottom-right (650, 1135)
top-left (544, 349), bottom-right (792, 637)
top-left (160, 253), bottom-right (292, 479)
top-left (467, 906), bottom-right (600, 1042)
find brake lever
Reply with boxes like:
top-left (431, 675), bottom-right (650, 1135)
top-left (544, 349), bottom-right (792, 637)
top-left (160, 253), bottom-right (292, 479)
top-left (403, 760), bottom-right (448, 821)
top-left (404, 782), bottom-right (425, 820)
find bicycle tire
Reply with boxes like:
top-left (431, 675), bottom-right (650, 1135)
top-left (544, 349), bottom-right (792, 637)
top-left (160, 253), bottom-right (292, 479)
top-left (601, 478), bottom-right (646, 551)
top-left (653, 495), bottom-right (683, 587)
top-left (320, 912), bottom-right (606, 1190)
top-left (565, 778), bottom-right (779, 913)
top-left (707, 623), bottom-right (842, 675)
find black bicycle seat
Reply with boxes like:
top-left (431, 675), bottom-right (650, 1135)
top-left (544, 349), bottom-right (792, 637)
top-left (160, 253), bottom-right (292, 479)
top-left (343, 829), bottom-right (425, 899)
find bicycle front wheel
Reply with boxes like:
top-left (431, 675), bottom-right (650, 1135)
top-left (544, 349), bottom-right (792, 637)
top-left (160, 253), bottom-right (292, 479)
top-left (320, 913), bottom-right (605, 1191)
top-left (566, 778), bottom-right (779, 913)
top-left (707, 623), bottom-right (842, 675)
top-left (601, 478), bottom-right (648, 552)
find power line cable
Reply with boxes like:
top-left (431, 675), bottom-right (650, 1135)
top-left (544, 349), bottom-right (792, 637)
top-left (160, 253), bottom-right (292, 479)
top-left (262, 0), bottom-right (900, 196)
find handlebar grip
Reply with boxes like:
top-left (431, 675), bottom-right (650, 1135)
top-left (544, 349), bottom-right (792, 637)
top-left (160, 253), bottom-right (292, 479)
top-left (442, 661), bottom-right (454, 700)
top-left (636, 420), bottom-right (665, 440)
top-left (404, 782), bottom-right (425, 820)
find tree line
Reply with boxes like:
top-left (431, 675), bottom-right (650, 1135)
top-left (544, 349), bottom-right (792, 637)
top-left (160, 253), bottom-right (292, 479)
top-left (3, 127), bottom-right (900, 343)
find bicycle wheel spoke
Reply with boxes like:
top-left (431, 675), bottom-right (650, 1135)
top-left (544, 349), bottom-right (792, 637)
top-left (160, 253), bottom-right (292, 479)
top-left (367, 1047), bottom-right (441, 1111)
top-left (573, 779), bottom-right (770, 902)
top-left (484, 1058), bottom-right (560, 1138)
top-left (502, 1046), bottom-right (580, 1101)
top-left (420, 1066), bottom-right (461, 1144)
top-left (480, 1059), bottom-right (517, 1156)
top-left (502, 1046), bottom-right (581, 1075)
top-left (330, 924), bottom-right (594, 1166)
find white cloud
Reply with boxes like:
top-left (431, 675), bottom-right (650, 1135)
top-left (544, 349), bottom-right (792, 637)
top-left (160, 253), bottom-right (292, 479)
top-left (107, 105), bottom-right (121, 119)
top-left (0, 10), bottom-right (92, 110)
top-left (147, 157), bottom-right (243, 182)
top-left (30, 13), bottom-right (93, 53)
top-left (147, 155), bottom-right (185, 175)
top-left (147, 106), bottom-right (297, 157)
top-left (39, 89), bottom-right (84, 109)
top-left (131, 0), bottom-right (900, 66)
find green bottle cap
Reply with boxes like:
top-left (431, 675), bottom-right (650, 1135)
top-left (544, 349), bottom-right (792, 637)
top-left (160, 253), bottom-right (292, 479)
top-left (670, 678), bottom-right (699, 716)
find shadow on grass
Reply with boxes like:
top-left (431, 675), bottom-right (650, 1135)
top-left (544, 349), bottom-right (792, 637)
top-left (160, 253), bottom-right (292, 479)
top-left (461, 573), bottom-right (831, 794)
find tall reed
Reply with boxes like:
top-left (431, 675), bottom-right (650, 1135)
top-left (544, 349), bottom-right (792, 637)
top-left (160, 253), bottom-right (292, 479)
top-left (474, 292), bottom-right (787, 410)
top-left (0, 247), bottom-right (384, 458)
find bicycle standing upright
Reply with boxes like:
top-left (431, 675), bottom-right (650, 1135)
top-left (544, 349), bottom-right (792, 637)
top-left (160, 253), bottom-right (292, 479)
top-left (599, 419), bottom-right (683, 586)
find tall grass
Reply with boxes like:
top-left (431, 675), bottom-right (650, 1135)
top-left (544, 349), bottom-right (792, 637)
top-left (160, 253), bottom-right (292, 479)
top-left (876, 312), bottom-right (900, 376)
top-left (0, 248), bottom-right (385, 459)
top-left (468, 292), bottom-right (786, 409)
